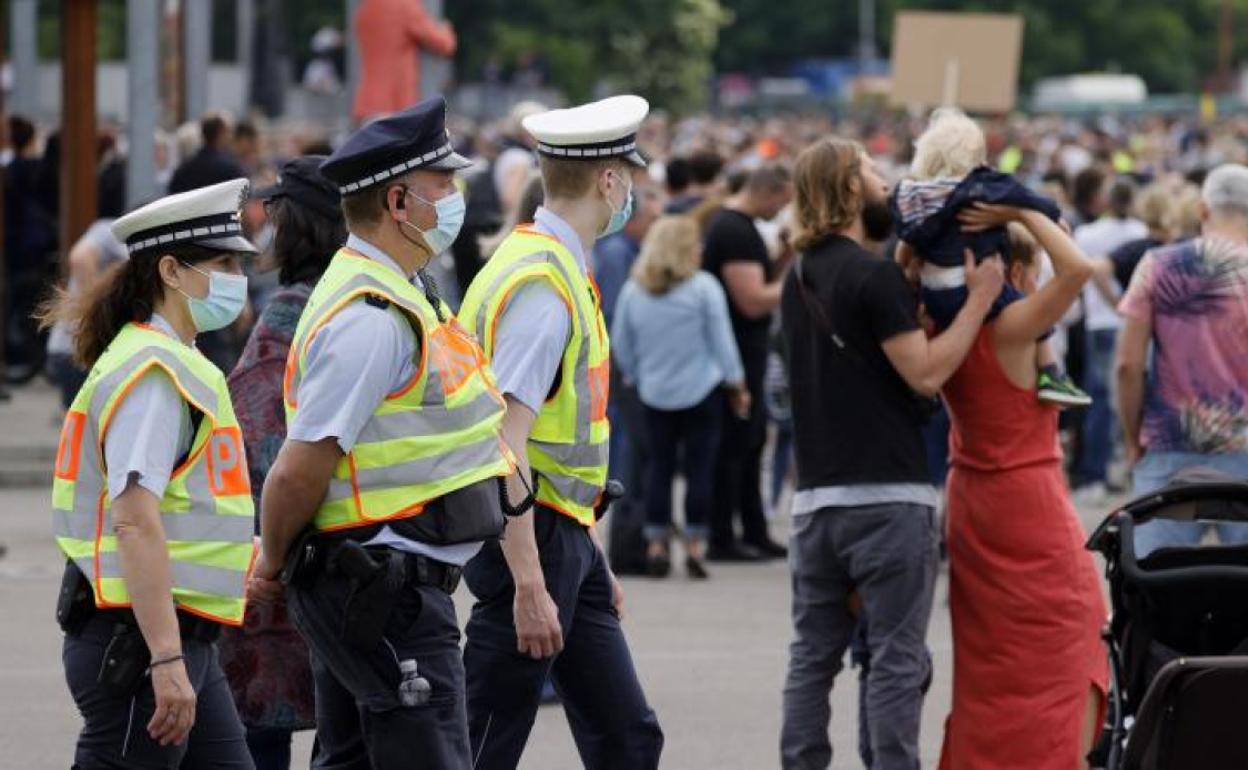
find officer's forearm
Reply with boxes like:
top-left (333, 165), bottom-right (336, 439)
top-left (112, 486), bottom-right (183, 659)
top-left (499, 395), bottom-right (544, 590)
top-left (259, 438), bottom-right (340, 568)
top-left (500, 511), bottom-right (544, 591)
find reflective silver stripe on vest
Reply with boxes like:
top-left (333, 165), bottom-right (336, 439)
top-left (354, 389), bottom-right (503, 446)
top-left (53, 508), bottom-right (253, 543)
top-left (291, 271), bottom-right (447, 403)
top-left (89, 346), bottom-right (220, 421)
top-left (472, 245), bottom-right (595, 443)
top-left (538, 471), bottom-right (604, 506)
top-left (93, 551), bottom-right (247, 599)
top-left (326, 433), bottom-right (505, 502)
top-left (532, 439), bottom-right (609, 469)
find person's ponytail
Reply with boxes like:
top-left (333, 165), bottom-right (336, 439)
top-left (36, 257), bottom-right (163, 369)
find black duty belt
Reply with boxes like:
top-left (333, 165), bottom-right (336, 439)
top-left (327, 544), bottom-right (463, 595)
top-left (96, 607), bottom-right (223, 643)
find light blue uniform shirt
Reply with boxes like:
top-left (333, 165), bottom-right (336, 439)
top-left (489, 206), bottom-right (581, 413)
top-left (611, 272), bottom-right (745, 411)
top-left (286, 234), bottom-right (481, 566)
top-left (104, 313), bottom-right (192, 501)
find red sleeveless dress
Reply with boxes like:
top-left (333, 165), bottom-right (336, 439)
top-left (939, 326), bottom-right (1107, 770)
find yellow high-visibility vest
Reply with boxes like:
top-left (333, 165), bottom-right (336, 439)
top-left (52, 322), bottom-right (256, 625)
top-left (459, 227), bottom-right (610, 526)
top-left (285, 248), bottom-right (513, 535)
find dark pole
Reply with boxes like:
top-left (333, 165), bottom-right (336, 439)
top-left (0, 1), bottom-right (8, 395)
top-left (61, 0), bottom-right (98, 265)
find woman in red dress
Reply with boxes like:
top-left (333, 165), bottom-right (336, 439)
top-left (939, 205), bottom-right (1107, 770)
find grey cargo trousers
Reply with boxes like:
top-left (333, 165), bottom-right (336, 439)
top-left (780, 502), bottom-right (938, 770)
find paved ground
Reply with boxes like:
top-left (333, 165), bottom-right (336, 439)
top-left (0, 382), bottom-right (1120, 769)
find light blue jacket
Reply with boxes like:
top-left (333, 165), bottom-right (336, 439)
top-left (611, 271), bottom-right (745, 411)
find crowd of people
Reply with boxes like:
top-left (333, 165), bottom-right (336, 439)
top-left (10, 87), bottom-right (1248, 769)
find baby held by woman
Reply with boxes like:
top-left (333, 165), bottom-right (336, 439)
top-left (891, 108), bottom-right (1090, 407)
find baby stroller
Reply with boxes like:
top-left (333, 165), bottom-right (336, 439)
top-left (1086, 468), bottom-right (1248, 770)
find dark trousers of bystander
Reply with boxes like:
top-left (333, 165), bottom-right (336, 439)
top-left (710, 344), bottom-right (772, 551)
top-left (641, 390), bottom-right (722, 541)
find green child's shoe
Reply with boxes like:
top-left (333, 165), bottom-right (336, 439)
top-left (1037, 366), bottom-right (1092, 408)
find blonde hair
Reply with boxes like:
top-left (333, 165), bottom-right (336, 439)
top-left (911, 108), bottom-right (987, 180)
top-left (1175, 184), bottom-right (1203, 238)
top-left (631, 216), bottom-right (701, 295)
top-left (1134, 183), bottom-right (1178, 236)
top-left (792, 136), bottom-right (864, 251)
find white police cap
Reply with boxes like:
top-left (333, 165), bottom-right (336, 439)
top-left (523, 95), bottom-right (650, 168)
top-left (111, 178), bottom-right (257, 258)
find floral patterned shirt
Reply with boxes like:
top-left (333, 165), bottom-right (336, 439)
top-left (1120, 236), bottom-right (1248, 454)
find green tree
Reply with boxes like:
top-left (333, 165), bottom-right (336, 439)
top-left (446, 0), bottom-right (729, 113)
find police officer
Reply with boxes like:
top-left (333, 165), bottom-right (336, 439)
top-left (247, 97), bottom-right (521, 770)
top-left (44, 179), bottom-right (259, 767)
top-left (458, 95), bottom-right (665, 769)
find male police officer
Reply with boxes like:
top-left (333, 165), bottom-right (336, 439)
top-left (458, 95), bottom-right (664, 769)
top-left (249, 97), bottom-right (519, 769)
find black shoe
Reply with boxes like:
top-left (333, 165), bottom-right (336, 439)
top-left (705, 542), bottom-right (763, 563)
top-left (745, 537), bottom-right (788, 559)
top-left (685, 555), bottom-right (709, 580)
top-left (646, 552), bottom-right (671, 578)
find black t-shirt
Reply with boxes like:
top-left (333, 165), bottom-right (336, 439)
top-left (1110, 236), bottom-right (1163, 290)
top-left (780, 234), bottom-right (930, 489)
top-left (703, 207), bottom-right (773, 376)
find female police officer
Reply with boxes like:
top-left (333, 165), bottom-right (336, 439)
top-left (42, 179), bottom-right (259, 768)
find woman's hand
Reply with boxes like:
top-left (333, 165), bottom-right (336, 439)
top-left (148, 658), bottom-right (196, 746)
top-left (729, 384), bottom-right (752, 420)
top-left (958, 202), bottom-right (1024, 232)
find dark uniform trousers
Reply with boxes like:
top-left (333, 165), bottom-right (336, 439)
top-left (287, 560), bottom-right (471, 770)
top-left (463, 505), bottom-right (664, 770)
top-left (64, 615), bottom-right (253, 769)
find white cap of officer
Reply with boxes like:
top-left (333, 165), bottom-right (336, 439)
top-left (111, 178), bottom-right (258, 257)
top-left (523, 95), bottom-right (650, 168)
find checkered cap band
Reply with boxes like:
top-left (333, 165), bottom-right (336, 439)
top-left (535, 139), bottom-right (638, 159)
top-left (125, 212), bottom-right (242, 256)
top-left (338, 143), bottom-right (455, 195)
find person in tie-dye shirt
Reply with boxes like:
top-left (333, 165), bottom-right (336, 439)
top-left (1117, 164), bottom-right (1248, 555)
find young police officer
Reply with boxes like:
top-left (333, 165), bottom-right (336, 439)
top-left (458, 95), bottom-right (665, 769)
top-left (48, 180), bottom-right (258, 767)
top-left (248, 97), bottom-right (520, 769)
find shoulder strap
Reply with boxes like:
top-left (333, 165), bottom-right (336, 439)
top-left (794, 254), bottom-right (867, 368)
top-left (796, 254), bottom-right (939, 421)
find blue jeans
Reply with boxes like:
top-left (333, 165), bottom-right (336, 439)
top-left (1078, 329), bottom-right (1117, 484)
top-left (1131, 450), bottom-right (1248, 558)
top-left (641, 391), bottom-right (722, 542)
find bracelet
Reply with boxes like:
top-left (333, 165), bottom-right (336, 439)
top-left (148, 654), bottom-right (184, 672)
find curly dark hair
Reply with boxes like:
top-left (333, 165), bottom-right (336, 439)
top-left (268, 197), bottom-right (347, 286)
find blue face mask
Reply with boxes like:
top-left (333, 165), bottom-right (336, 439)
top-left (598, 173), bottom-right (634, 240)
top-left (179, 262), bottom-right (248, 332)
top-left (403, 189), bottom-right (466, 255)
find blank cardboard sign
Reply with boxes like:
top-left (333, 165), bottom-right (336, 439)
top-left (890, 11), bottom-right (1024, 113)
